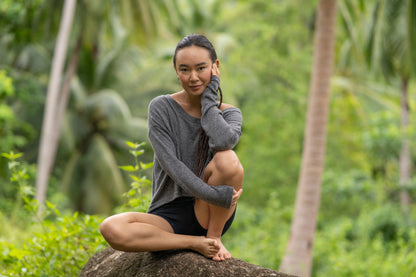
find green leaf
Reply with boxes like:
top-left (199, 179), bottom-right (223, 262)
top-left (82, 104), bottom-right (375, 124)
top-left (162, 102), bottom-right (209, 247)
top-left (1, 151), bottom-right (23, 160)
top-left (140, 161), bottom-right (153, 170)
top-left (129, 149), bottom-right (144, 156)
top-left (125, 141), bottom-right (138, 148)
top-left (125, 141), bottom-right (146, 149)
top-left (118, 165), bottom-right (137, 171)
top-left (46, 201), bottom-right (61, 217)
top-left (129, 175), bottom-right (140, 181)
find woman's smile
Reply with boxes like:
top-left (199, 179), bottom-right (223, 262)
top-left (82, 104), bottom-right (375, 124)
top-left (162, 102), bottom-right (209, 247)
top-left (174, 45), bottom-right (213, 96)
top-left (189, 84), bottom-right (203, 91)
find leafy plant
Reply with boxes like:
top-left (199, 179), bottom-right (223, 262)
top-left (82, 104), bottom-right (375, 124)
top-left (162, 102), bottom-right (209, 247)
top-left (0, 141), bottom-right (153, 276)
top-left (115, 141), bottom-right (153, 213)
top-left (0, 153), bottom-right (106, 276)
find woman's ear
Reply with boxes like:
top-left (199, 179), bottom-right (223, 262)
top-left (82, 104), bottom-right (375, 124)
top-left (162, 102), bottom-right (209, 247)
top-left (215, 59), bottom-right (220, 68)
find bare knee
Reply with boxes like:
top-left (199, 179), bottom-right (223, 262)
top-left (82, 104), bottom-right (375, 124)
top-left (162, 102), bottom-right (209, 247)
top-left (214, 150), bottom-right (243, 175)
top-left (100, 216), bottom-right (127, 250)
top-left (208, 150), bottom-right (244, 187)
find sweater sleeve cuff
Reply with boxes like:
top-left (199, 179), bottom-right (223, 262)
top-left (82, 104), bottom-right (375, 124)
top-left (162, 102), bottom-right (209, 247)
top-left (211, 75), bottom-right (220, 86)
top-left (201, 76), bottom-right (220, 107)
top-left (211, 185), bottom-right (234, 208)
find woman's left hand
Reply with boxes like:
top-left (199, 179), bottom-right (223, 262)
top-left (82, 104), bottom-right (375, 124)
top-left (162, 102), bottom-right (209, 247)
top-left (211, 63), bottom-right (220, 78)
top-left (231, 188), bottom-right (242, 206)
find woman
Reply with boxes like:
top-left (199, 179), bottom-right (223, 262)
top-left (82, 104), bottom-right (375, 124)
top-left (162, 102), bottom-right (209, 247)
top-left (100, 34), bottom-right (243, 261)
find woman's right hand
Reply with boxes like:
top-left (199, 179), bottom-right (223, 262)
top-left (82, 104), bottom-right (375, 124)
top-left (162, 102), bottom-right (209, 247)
top-left (211, 62), bottom-right (220, 78)
top-left (232, 188), bottom-right (243, 206)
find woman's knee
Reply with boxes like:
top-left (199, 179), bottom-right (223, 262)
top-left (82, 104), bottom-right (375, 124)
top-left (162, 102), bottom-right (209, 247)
top-left (100, 217), bottom-right (116, 241)
top-left (100, 215), bottom-right (127, 249)
top-left (211, 150), bottom-right (244, 181)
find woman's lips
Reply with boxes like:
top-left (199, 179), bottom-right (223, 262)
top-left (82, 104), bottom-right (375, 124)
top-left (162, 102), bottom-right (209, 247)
top-left (190, 85), bottom-right (202, 90)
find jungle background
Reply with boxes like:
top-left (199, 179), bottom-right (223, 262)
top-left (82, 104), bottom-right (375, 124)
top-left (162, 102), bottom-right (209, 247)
top-left (1, 0), bottom-right (416, 276)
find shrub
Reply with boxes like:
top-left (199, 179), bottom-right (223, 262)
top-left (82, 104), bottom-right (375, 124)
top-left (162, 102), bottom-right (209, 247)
top-left (0, 142), bottom-right (153, 276)
top-left (0, 152), bottom-right (107, 276)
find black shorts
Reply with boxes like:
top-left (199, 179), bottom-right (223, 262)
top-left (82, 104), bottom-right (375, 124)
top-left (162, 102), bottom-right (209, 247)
top-left (149, 197), bottom-right (235, 236)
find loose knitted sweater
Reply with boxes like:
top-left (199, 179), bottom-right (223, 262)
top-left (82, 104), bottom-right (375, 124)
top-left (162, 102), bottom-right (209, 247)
top-left (147, 76), bottom-right (242, 213)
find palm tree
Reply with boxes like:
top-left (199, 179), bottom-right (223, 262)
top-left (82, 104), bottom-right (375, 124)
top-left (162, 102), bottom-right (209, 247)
top-left (337, 0), bottom-right (416, 214)
top-left (279, 0), bottom-right (337, 276)
top-left (59, 86), bottom-right (148, 214)
top-left (35, 0), bottom-right (77, 207)
top-left (34, 0), bottom-right (199, 208)
top-left (365, 0), bottom-right (416, 214)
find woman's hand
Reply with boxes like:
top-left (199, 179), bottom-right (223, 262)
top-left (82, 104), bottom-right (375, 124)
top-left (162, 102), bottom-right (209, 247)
top-left (211, 63), bottom-right (220, 78)
top-left (231, 188), bottom-right (243, 206)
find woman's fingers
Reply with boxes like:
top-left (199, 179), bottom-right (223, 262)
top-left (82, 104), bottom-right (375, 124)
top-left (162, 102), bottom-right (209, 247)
top-left (211, 63), bottom-right (220, 77)
top-left (232, 188), bottom-right (243, 205)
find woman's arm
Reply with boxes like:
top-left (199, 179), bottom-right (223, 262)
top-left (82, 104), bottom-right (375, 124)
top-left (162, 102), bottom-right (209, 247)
top-left (200, 75), bottom-right (242, 151)
top-left (148, 99), bottom-right (234, 208)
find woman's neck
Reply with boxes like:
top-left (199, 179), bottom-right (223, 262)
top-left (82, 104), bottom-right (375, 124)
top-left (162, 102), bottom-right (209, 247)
top-left (172, 90), bottom-right (202, 118)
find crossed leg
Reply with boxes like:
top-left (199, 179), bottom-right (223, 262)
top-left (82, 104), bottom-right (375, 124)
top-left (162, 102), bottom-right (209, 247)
top-left (99, 150), bottom-right (243, 261)
top-left (194, 150), bottom-right (244, 261)
top-left (99, 211), bottom-right (220, 258)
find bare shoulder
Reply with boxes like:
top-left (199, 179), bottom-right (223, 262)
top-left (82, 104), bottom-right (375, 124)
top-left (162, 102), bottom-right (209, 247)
top-left (219, 103), bottom-right (235, 111)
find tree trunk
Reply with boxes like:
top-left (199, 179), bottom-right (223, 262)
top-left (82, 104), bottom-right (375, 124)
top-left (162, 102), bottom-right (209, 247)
top-left (49, 33), bottom-right (83, 176)
top-left (399, 77), bottom-right (411, 214)
top-left (80, 247), bottom-right (297, 277)
top-left (279, 1), bottom-right (337, 276)
top-left (35, 0), bottom-right (77, 206)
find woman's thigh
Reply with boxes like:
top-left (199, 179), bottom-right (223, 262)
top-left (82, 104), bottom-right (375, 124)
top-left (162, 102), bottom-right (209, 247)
top-left (102, 211), bottom-right (174, 233)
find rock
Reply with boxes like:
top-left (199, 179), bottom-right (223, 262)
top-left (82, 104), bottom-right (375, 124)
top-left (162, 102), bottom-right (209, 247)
top-left (80, 247), bottom-right (296, 277)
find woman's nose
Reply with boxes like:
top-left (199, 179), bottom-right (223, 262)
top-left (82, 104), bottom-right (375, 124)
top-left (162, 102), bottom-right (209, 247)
top-left (189, 70), bottom-right (198, 81)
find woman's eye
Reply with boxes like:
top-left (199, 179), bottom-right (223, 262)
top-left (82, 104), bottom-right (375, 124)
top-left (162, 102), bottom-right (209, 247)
top-left (198, 66), bottom-right (206, 71)
top-left (180, 68), bottom-right (188, 72)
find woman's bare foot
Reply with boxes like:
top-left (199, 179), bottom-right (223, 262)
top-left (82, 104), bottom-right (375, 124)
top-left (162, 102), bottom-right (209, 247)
top-left (191, 236), bottom-right (220, 258)
top-left (209, 237), bottom-right (231, 261)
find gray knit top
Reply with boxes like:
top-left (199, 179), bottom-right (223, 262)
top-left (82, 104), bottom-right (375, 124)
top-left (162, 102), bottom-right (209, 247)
top-left (147, 76), bottom-right (242, 213)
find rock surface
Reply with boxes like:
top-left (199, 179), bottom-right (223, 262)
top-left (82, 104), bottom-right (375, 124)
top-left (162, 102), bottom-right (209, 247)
top-left (80, 247), bottom-right (297, 277)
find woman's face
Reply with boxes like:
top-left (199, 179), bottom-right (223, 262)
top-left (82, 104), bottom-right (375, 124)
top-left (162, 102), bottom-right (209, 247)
top-left (174, 45), bottom-right (217, 97)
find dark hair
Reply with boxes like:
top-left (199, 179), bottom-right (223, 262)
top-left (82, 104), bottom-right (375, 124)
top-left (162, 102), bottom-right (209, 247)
top-left (173, 34), bottom-right (223, 177)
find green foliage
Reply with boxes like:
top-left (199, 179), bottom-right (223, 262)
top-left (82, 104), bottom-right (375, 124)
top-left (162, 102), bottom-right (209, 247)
top-left (0, 212), bottom-right (105, 277)
top-left (0, 153), bottom-right (106, 276)
top-left (0, 144), bottom-right (153, 276)
top-left (0, 70), bottom-right (37, 209)
top-left (363, 111), bottom-right (402, 168)
top-left (222, 0), bottom-right (315, 206)
top-left (0, 1), bottom-right (415, 276)
top-left (0, 70), bottom-right (14, 99)
top-left (59, 89), bottom-right (149, 214)
top-left (225, 192), bottom-right (291, 269)
top-left (0, 70), bottom-right (38, 152)
top-left (313, 206), bottom-right (416, 277)
top-left (0, 70), bottom-right (25, 153)
top-left (0, 151), bottom-right (35, 216)
top-left (226, 172), bottom-right (416, 276)
top-left (115, 141), bottom-right (153, 213)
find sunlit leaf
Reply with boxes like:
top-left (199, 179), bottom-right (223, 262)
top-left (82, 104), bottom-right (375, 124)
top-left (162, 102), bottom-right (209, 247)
top-left (140, 161), bottom-right (153, 170)
top-left (118, 165), bottom-right (137, 171)
top-left (1, 152), bottom-right (23, 160)
top-left (129, 175), bottom-right (140, 181)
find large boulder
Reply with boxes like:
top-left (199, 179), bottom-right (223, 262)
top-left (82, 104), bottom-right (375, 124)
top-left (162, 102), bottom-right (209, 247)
top-left (80, 247), bottom-right (296, 277)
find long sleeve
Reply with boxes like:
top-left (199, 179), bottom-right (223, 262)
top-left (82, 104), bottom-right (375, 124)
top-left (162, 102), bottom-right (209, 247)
top-left (201, 75), bottom-right (242, 151)
top-left (147, 96), bottom-right (234, 211)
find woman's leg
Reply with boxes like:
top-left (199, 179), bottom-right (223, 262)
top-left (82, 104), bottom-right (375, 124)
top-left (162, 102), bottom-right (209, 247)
top-left (194, 150), bottom-right (244, 261)
top-left (99, 212), bottom-right (220, 258)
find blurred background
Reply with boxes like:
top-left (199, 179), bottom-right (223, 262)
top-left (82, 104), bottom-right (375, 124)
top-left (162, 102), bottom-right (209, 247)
top-left (1, 0), bottom-right (415, 276)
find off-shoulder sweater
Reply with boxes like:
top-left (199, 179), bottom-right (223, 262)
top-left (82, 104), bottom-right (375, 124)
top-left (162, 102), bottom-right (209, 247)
top-left (147, 76), bottom-right (242, 213)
